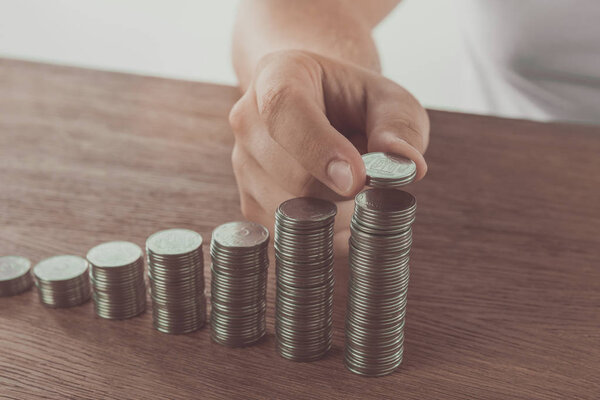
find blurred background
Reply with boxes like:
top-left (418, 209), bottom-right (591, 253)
top-left (0, 0), bottom-right (486, 116)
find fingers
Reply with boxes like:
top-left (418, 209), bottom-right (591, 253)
top-left (365, 79), bottom-right (430, 180)
top-left (252, 54), bottom-right (366, 197)
top-left (230, 89), bottom-right (322, 197)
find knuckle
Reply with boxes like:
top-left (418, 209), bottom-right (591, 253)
top-left (239, 195), bottom-right (253, 219)
top-left (257, 81), bottom-right (297, 127)
top-left (228, 100), bottom-right (244, 133)
top-left (230, 145), bottom-right (244, 176)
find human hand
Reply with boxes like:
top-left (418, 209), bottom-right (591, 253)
top-left (229, 50), bottom-right (429, 255)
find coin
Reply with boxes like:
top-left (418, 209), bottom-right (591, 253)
top-left (87, 241), bottom-right (143, 268)
top-left (33, 255), bottom-right (90, 308)
top-left (362, 152), bottom-right (416, 188)
top-left (210, 221), bottom-right (269, 347)
top-left (345, 188), bottom-right (416, 377)
top-left (146, 228), bottom-right (203, 256)
top-left (87, 241), bottom-right (146, 319)
top-left (146, 229), bottom-right (206, 334)
top-left (274, 197), bottom-right (337, 362)
top-left (0, 256), bottom-right (33, 297)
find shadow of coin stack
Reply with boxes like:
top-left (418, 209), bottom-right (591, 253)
top-left (33, 255), bottom-right (91, 308)
top-left (146, 229), bottom-right (206, 334)
top-left (87, 241), bottom-right (146, 319)
top-left (210, 221), bottom-right (270, 346)
top-left (0, 256), bottom-right (33, 297)
top-left (345, 188), bottom-right (416, 376)
top-left (274, 197), bottom-right (337, 361)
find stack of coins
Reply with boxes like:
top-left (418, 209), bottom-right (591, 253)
top-left (345, 188), bottom-right (416, 377)
top-left (362, 152), bottom-right (417, 188)
top-left (274, 197), bottom-right (337, 361)
top-left (87, 241), bottom-right (146, 319)
top-left (33, 255), bottom-right (91, 308)
top-left (146, 229), bottom-right (206, 334)
top-left (210, 221), bottom-right (270, 347)
top-left (0, 256), bottom-right (33, 297)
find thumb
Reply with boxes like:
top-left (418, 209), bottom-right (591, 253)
top-left (365, 89), bottom-right (430, 181)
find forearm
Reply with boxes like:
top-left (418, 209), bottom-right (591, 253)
top-left (232, 0), bottom-right (398, 89)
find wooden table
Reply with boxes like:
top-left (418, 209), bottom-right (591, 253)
top-left (1, 59), bottom-right (599, 400)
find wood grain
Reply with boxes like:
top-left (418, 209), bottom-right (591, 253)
top-left (0, 58), bottom-right (599, 400)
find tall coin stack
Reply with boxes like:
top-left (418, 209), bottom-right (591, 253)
top-left (0, 256), bottom-right (33, 297)
top-left (146, 229), bottom-right (206, 334)
top-left (33, 255), bottom-right (91, 308)
top-left (274, 197), bottom-right (337, 361)
top-left (344, 152), bottom-right (417, 377)
top-left (87, 241), bottom-right (147, 319)
top-left (210, 221), bottom-right (270, 347)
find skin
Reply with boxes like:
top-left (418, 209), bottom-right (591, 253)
top-left (229, 0), bottom-right (430, 255)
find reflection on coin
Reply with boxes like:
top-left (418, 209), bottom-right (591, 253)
top-left (86, 241), bottom-right (143, 268)
top-left (0, 256), bottom-right (33, 297)
top-left (146, 229), bottom-right (203, 256)
top-left (33, 255), bottom-right (90, 308)
top-left (362, 152), bottom-right (416, 188)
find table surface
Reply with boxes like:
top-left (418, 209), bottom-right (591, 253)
top-left (1, 58), bottom-right (599, 400)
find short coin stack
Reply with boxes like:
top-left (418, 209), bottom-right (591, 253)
top-left (275, 197), bottom-right (337, 361)
top-left (362, 152), bottom-right (417, 189)
top-left (210, 221), bottom-right (270, 346)
top-left (0, 256), bottom-right (33, 297)
top-left (345, 187), bottom-right (416, 377)
top-left (87, 241), bottom-right (146, 319)
top-left (146, 229), bottom-right (206, 334)
top-left (33, 255), bottom-right (91, 308)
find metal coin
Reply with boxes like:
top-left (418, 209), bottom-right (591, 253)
top-left (362, 152), bottom-right (416, 188)
top-left (0, 256), bottom-right (33, 297)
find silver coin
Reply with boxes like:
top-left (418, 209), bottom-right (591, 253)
top-left (146, 228), bottom-right (206, 333)
top-left (146, 229), bottom-right (203, 256)
top-left (277, 197), bottom-right (337, 223)
top-left (87, 241), bottom-right (146, 319)
top-left (212, 221), bottom-right (269, 249)
top-left (274, 197), bottom-right (336, 362)
top-left (210, 221), bottom-right (269, 347)
top-left (362, 152), bottom-right (416, 187)
top-left (0, 256), bottom-right (33, 297)
top-left (33, 255), bottom-right (90, 308)
top-left (87, 241), bottom-right (143, 268)
top-left (33, 255), bottom-right (88, 282)
top-left (355, 189), bottom-right (416, 214)
top-left (345, 187), bottom-right (417, 377)
top-left (0, 256), bottom-right (31, 281)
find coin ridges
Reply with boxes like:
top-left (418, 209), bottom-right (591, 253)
top-left (146, 229), bottom-right (206, 334)
top-left (345, 188), bottom-right (416, 376)
top-left (362, 152), bottom-right (416, 189)
top-left (87, 241), bottom-right (146, 319)
top-left (0, 256), bottom-right (33, 297)
top-left (274, 197), bottom-right (337, 362)
top-left (33, 255), bottom-right (90, 308)
top-left (210, 221), bottom-right (269, 347)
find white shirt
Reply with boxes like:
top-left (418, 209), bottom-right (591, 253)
top-left (458, 0), bottom-right (600, 124)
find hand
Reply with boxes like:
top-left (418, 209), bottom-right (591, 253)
top-left (229, 50), bottom-right (429, 255)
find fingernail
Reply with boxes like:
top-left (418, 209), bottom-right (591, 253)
top-left (327, 160), bottom-right (353, 194)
